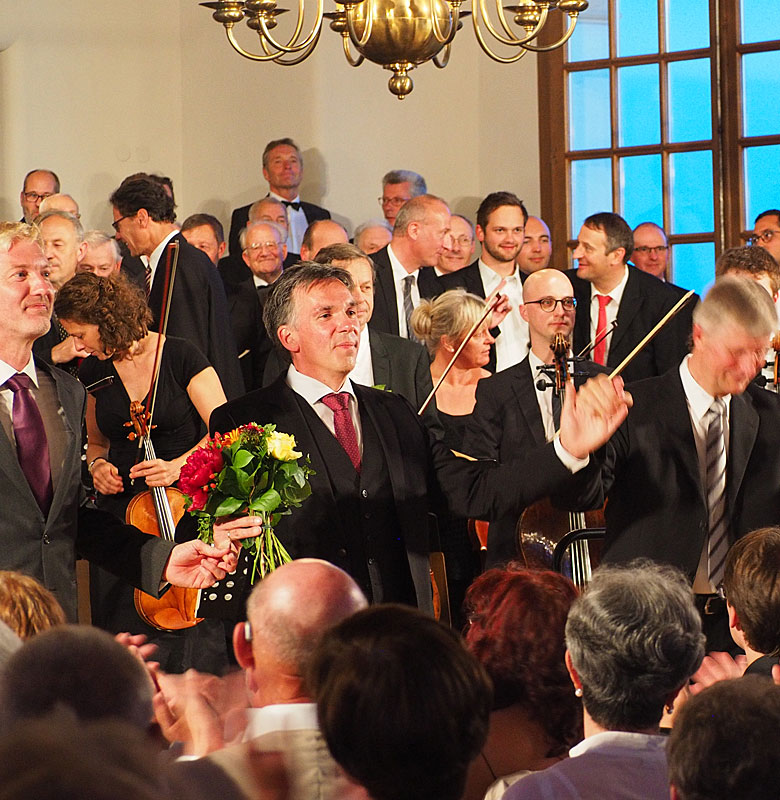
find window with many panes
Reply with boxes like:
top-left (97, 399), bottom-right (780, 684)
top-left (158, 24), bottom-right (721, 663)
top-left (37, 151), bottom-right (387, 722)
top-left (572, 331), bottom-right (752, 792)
top-left (537, 0), bottom-right (780, 295)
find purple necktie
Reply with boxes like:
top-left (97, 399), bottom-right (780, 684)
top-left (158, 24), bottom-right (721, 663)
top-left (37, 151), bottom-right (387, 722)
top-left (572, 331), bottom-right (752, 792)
top-left (6, 374), bottom-right (53, 514)
top-left (321, 392), bottom-right (361, 472)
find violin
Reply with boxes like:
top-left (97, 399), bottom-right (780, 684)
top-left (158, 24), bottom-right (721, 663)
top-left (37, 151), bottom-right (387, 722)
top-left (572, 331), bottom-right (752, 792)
top-left (125, 400), bottom-right (203, 630)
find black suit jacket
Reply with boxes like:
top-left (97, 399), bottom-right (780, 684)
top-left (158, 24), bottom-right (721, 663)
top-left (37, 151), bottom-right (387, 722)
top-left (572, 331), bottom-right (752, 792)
top-left (567, 265), bottom-right (698, 385)
top-left (223, 279), bottom-right (271, 392)
top-left (369, 245), bottom-right (443, 337)
top-left (208, 376), bottom-right (580, 608)
top-left (0, 360), bottom-right (173, 621)
top-left (579, 369), bottom-right (780, 577)
top-left (149, 233), bottom-right (244, 399)
top-left (462, 355), bottom-right (605, 566)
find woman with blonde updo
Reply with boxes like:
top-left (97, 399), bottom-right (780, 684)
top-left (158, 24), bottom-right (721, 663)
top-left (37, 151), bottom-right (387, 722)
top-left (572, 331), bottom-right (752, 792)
top-left (411, 289), bottom-right (494, 624)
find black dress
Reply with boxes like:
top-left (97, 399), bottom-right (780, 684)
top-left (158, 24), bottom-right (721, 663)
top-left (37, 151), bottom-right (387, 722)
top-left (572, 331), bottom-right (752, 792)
top-left (80, 337), bottom-right (227, 673)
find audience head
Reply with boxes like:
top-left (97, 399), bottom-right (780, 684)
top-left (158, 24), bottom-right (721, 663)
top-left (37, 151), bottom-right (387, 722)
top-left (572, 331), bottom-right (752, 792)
top-left (668, 676), bottom-right (780, 800)
top-left (520, 268), bottom-right (577, 356)
top-left (0, 571), bottom-right (66, 639)
top-left (464, 565), bottom-right (582, 754)
top-left (308, 604), bottom-right (492, 800)
top-left (723, 527), bottom-right (780, 657)
top-left (691, 275), bottom-right (777, 397)
top-left (715, 245), bottom-right (780, 301)
top-left (380, 170), bottom-right (427, 225)
top-left (36, 210), bottom-right (86, 290)
top-left (20, 169), bottom-right (60, 223)
top-left (412, 288), bottom-right (494, 366)
top-left (110, 178), bottom-right (176, 258)
top-left (241, 220), bottom-right (287, 284)
top-left (38, 193), bottom-right (80, 219)
top-left (315, 242), bottom-right (376, 328)
top-left (631, 222), bottom-right (669, 280)
top-left (233, 558), bottom-right (367, 708)
top-left (262, 137), bottom-right (303, 197)
top-left (565, 561), bottom-right (704, 732)
top-left (438, 214), bottom-right (475, 274)
top-left (0, 620), bottom-right (21, 668)
top-left (516, 215), bottom-right (552, 275)
top-left (573, 212), bottom-right (633, 290)
top-left (0, 624), bottom-right (154, 731)
top-left (79, 231), bottom-right (122, 277)
top-left (121, 172), bottom-right (175, 205)
top-left (476, 192), bottom-right (528, 268)
top-left (299, 219), bottom-right (348, 261)
top-left (392, 194), bottom-right (451, 270)
top-left (353, 219), bottom-right (392, 255)
top-left (181, 213), bottom-right (226, 265)
top-left (55, 272), bottom-right (152, 359)
top-left (248, 196), bottom-right (289, 233)
top-left (753, 209), bottom-right (780, 264)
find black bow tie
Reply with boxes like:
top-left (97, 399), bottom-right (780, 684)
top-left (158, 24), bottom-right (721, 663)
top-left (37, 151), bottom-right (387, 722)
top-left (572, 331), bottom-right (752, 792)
top-left (282, 200), bottom-right (301, 211)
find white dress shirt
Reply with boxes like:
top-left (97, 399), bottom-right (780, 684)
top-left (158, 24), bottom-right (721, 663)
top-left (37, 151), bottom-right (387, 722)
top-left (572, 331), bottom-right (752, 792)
top-left (387, 243), bottom-right (420, 339)
top-left (0, 354), bottom-right (39, 422)
top-left (477, 260), bottom-right (529, 371)
top-left (529, 349), bottom-right (557, 442)
top-left (147, 229), bottom-right (179, 290)
top-left (349, 326), bottom-right (375, 387)
top-left (589, 265), bottom-right (629, 365)
top-left (270, 191), bottom-right (306, 254)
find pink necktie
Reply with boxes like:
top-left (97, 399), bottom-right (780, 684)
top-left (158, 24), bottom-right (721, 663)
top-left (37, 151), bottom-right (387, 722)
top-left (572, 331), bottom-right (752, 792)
top-left (593, 295), bottom-right (612, 365)
top-left (321, 392), bottom-right (361, 472)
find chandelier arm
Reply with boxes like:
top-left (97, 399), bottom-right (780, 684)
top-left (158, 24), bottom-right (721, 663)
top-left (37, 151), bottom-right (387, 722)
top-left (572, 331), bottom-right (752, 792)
top-left (225, 24), bottom-right (287, 61)
top-left (346, 1), bottom-right (375, 48)
top-left (269, 24), bottom-right (324, 63)
top-left (516, 13), bottom-right (580, 50)
top-left (432, 42), bottom-right (453, 67)
top-left (430, 5), bottom-right (458, 45)
top-left (472, 14), bottom-right (531, 62)
top-left (477, 0), bottom-right (550, 46)
top-left (254, 0), bottom-right (324, 54)
top-left (341, 34), bottom-right (365, 66)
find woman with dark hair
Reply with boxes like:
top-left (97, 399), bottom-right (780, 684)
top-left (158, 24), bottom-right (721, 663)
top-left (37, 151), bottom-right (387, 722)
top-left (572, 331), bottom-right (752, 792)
top-left (55, 272), bottom-right (228, 672)
top-left (462, 565), bottom-right (581, 800)
top-left (504, 561), bottom-right (706, 800)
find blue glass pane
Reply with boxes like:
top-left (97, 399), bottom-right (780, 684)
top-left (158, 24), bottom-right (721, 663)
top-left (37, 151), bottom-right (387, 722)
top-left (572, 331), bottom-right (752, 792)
top-left (743, 52), bottom-right (780, 137)
top-left (671, 242), bottom-right (715, 295)
top-left (618, 64), bottom-right (660, 146)
top-left (568, 0), bottom-right (609, 62)
top-left (668, 58), bottom-right (712, 142)
top-left (569, 69), bottom-right (611, 150)
top-left (670, 150), bottom-right (714, 234)
top-left (744, 145), bottom-right (780, 228)
top-left (666, 0), bottom-right (710, 51)
top-left (620, 155), bottom-right (663, 225)
top-left (571, 159), bottom-right (613, 237)
top-left (616, 0), bottom-right (659, 55)
top-left (741, 0), bottom-right (780, 43)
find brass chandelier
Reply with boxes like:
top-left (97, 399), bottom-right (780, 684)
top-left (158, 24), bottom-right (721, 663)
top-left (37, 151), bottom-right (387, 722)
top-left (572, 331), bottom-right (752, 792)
top-left (200, 0), bottom-right (589, 99)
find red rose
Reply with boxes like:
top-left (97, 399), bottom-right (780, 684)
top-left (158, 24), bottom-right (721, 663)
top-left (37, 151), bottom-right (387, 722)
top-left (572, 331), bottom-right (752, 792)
top-left (179, 444), bottom-right (224, 510)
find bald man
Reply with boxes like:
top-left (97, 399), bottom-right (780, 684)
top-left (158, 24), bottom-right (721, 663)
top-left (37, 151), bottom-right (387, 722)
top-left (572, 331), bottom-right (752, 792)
top-left (463, 268), bottom-right (606, 567)
top-left (299, 219), bottom-right (348, 261)
top-left (38, 194), bottom-right (80, 219)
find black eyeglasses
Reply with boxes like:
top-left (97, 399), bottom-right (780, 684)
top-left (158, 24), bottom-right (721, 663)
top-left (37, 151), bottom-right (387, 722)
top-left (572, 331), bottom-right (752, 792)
top-left (524, 296), bottom-right (577, 312)
top-left (748, 229), bottom-right (780, 245)
top-left (111, 214), bottom-right (133, 232)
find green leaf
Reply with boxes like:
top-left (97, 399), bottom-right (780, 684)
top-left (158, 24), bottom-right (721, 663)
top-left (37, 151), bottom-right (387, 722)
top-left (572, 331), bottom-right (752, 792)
top-left (214, 496), bottom-right (244, 516)
top-left (232, 448), bottom-right (254, 469)
top-left (249, 488), bottom-right (282, 512)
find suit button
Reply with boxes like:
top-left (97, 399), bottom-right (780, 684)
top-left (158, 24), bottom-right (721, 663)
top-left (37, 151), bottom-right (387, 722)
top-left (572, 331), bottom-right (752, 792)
top-left (361, 489), bottom-right (369, 498)
top-left (43, 534), bottom-right (50, 545)
top-left (368, 557), bottom-right (376, 565)
top-left (364, 512), bottom-right (372, 520)
top-left (337, 548), bottom-right (347, 558)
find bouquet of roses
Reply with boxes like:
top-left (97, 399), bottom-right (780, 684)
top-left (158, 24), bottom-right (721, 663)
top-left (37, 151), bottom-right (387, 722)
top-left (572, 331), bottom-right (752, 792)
top-left (178, 422), bottom-right (314, 583)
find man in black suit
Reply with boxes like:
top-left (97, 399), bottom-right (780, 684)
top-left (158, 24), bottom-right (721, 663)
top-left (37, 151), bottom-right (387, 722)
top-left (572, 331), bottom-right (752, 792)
top-left (299, 219), bottom-right (348, 261)
top-left (19, 169), bottom-right (59, 223)
top-left (463, 268), bottom-right (605, 566)
top-left (0, 222), bottom-right (240, 621)
top-left (226, 138), bottom-right (330, 264)
top-left (369, 194), bottom-right (450, 339)
top-left (578, 276), bottom-right (780, 650)
top-left (568, 212), bottom-right (696, 385)
top-left (439, 192), bottom-right (529, 372)
top-left (110, 177), bottom-right (244, 399)
top-left (210, 263), bottom-right (630, 611)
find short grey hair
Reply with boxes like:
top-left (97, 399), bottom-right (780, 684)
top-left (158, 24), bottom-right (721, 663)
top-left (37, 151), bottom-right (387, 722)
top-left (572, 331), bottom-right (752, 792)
top-left (693, 274), bottom-right (777, 339)
top-left (394, 194), bottom-right (449, 236)
top-left (353, 219), bottom-right (392, 251)
top-left (566, 561), bottom-right (704, 731)
top-left (35, 210), bottom-right (84, 243)
top-left (262, 262), bottom-right (354, 354)
top-left (248, 196), bottom-right (287, 225)
top-left (0, 222), bottom-right (43, 255)
top-left (382, 170), bottom-right (427, 196)
top-left (240, 219), bottom-right (287, 250)
top-left (83, 230), bottom-right (121, 262)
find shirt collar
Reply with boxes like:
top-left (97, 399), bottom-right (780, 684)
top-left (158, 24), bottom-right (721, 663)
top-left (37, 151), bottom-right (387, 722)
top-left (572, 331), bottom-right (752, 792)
top-left (149, 229), bottom-right (179, 272)
top-left (477, 259), bottom-right (521, 293)
top-left (242, 702), bottom-right (319, 742)
top-left (593, 264), bottom-right (629, 304)
top-left (679, 354), bottom-right (730, 423)
top-left (269, 191), bottom-right (301, 205)
top-left (387, 243), bottom-right (417, 282)
top-left (286, 363), bottom-right (356, 405)
top-left (0, 354), bottom-right (38, 389)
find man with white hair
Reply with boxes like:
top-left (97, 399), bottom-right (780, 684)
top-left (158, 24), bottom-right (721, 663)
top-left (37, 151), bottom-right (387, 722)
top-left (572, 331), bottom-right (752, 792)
top-left (39, 194), bottom-right (80, 220)
top-left (79, 230), bottom-right (122, 277)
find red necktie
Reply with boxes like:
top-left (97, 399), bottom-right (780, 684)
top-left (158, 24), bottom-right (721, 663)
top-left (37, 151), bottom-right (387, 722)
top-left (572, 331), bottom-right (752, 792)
top-left (6, 374), bottom-right (53, 514)
top-left (321, 392), bottom-right (361, 472)
top-left (593, 295), bottom-right (612, 366)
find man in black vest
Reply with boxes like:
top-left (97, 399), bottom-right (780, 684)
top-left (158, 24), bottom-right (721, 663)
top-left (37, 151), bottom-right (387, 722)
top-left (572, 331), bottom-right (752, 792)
top-left (209, 263), bottom-right (630, 610)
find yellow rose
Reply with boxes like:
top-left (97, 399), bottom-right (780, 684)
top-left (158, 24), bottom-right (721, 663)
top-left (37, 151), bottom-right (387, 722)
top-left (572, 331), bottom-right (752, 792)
top-left (266, 431), bottom-right (302, 461)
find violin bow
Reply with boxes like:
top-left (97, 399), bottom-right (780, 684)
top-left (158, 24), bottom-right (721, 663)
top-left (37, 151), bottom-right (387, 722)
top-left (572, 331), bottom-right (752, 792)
top-left (418, 279), bottom-right (507, 416)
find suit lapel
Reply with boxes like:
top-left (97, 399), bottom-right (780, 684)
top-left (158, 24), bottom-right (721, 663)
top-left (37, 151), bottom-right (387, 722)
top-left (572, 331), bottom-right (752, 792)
top-left (355, 385), bottom-right (404, 501)
top-left (368, 330), bottom-right (390, 388)
top-left (373, 248), bottom-right (399, 336)
top-left (727, 391), bottom-right (759, 515)
top-left (609, 267), bottom-right (644, 364)
top-left (665, 371), bottom-right (705, 503)
top-left (512, 359), bottom-right (547, 445)
top-left (570, 272), bottom-right (592, 358)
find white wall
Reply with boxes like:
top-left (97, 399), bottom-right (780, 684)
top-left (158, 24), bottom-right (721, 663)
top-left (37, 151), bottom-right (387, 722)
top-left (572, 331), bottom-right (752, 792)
top-left (0, 0), bottom-right (540, 240)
